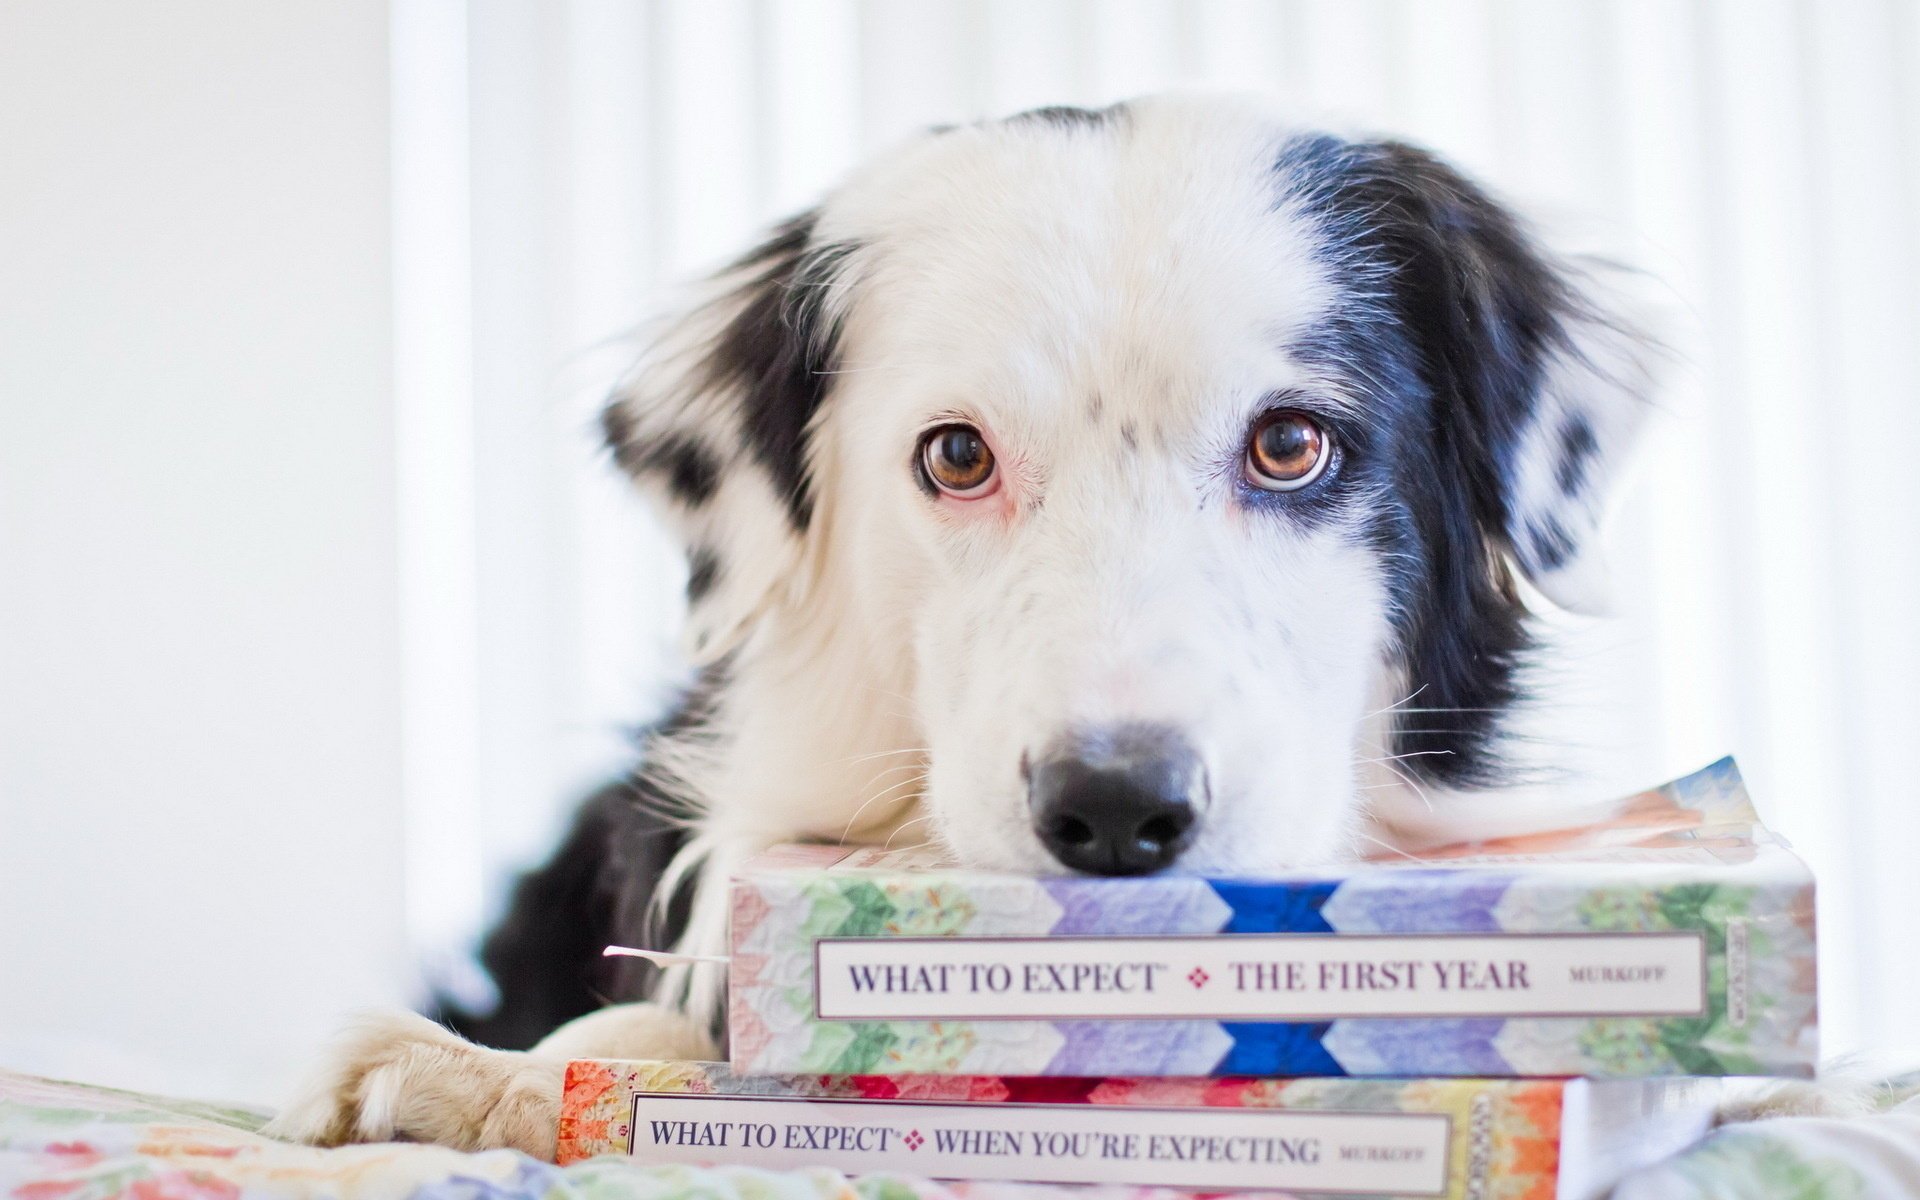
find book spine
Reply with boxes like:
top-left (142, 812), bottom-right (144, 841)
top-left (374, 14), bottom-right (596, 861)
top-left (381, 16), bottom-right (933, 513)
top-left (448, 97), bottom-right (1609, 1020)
top-left (729, 868), bottom-right (1816, 1077)
top-left (558, 1061), bottom-right (1568, 1199)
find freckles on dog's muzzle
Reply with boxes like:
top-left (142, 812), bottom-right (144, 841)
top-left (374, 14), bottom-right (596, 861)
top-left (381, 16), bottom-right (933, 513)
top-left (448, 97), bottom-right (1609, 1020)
top-left (1026, 724), bottom-right (1207, 876)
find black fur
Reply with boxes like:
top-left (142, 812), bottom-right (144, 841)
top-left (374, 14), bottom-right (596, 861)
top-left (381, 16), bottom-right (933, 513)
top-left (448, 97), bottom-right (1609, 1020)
top-left (600, 408), bottom-right (722, 508)
top-left (438, 670), bottom-right (726, 1050)
top-left (1279, 135), bottom-right (1595, 787)
top-left (1010, 103), bottom-right (1122, 129)
top-left (646, 434), bottom-right (722, 507)
top-left (1527, 516), bottom-right (1576, 572)
top-left (685, 546), bottom-right (721, 603)
top-left (1556, 416), bottom-right (1598, 496)
top-left (599, 213), bottom-right (858, 534)
top-left (704, 214), bottom-right (860, 532)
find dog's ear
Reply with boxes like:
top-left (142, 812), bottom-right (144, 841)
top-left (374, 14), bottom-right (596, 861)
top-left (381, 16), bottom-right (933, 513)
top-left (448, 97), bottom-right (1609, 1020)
top-left (602, 212), bottom-right (862, 663)
top-left (1286, 137), bottom-right (1654, 784)
top-left (1296, 139), bottom-right (1651, 616)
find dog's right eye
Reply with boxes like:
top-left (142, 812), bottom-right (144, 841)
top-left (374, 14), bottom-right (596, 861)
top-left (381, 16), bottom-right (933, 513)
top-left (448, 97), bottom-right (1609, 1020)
top-left (920, 424), bottom-right (998, 498)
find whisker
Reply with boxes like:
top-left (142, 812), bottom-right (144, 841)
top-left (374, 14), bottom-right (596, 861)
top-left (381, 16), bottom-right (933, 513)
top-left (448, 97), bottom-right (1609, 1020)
top-left (851, 774), bottom-right (927, 808)
top-left (844, 760), bottom-right (925, 799)
top-left (838, 770), bottom-right (929, 843)
top-left (883, 814), bottom-right (934, 851)
top-left (852, 680), bottom-right (920, 705)
top-left (810, 361), bottom-right (927, 378)
top-left (1356, 749), bottom-right (1456, 764)
top-left (859, 761), bottom-right (932, 783)
top-left (1352, 832), bottom-right (1430, 864)
top-left (1371, 758), bottom-right (1437, 813)
top-left (839, 755), bottom-right (931, 812)
top-left (1360, 683), bottom-right (1428, 722)
top-left (827, 745), bottom-right (933, 768)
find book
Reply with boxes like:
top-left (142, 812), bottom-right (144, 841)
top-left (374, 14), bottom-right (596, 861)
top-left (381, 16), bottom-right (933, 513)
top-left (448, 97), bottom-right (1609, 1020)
top-left (728, 758), bottom-right (1816, 1078)
top-left (557, 1059), bottom-right (1722, 1199)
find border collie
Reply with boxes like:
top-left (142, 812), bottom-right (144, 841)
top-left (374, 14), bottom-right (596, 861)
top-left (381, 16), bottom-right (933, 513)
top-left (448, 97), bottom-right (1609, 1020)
top-left (269, 94), bottom-right (1651, 1156)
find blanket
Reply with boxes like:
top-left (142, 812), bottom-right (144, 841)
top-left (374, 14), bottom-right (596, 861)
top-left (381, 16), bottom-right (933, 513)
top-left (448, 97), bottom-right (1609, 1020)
top-left (4, 1069), bottom-right (1919, 1200)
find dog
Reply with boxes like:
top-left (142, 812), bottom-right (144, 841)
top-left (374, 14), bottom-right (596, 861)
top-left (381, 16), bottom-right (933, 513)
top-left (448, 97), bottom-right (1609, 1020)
top-left (266, 93), bottom-right (1652, 1157)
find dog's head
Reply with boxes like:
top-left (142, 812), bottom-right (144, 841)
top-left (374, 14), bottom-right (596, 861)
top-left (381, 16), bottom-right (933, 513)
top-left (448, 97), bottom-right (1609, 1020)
top-left (606, 96), bottom-right (1650, 877)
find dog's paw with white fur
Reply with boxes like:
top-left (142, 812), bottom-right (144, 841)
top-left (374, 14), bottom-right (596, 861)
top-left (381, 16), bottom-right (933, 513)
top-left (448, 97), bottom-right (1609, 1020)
top-left (264, 1011), bottom-right (566, 1157)
top-left (266, 1003), bottom-right (720, 1157)
top-left (1714, 1075), bottom-right (1882, 1125)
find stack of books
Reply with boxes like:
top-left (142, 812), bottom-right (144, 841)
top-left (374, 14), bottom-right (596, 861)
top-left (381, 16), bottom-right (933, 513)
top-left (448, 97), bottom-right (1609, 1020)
top-left (556, 757), bottom-right (1816, 1198)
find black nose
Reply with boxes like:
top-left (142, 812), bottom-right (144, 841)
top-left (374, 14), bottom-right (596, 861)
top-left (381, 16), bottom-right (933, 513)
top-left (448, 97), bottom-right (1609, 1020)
top-left (1028, 725), bottom-right (1205, 875)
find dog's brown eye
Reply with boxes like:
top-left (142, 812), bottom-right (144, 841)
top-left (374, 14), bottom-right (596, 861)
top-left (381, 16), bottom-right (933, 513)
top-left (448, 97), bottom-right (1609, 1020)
top-left (921, 424), bottom-right (996, 496)
top-left (1245, 410), bottom-right (1331, 491)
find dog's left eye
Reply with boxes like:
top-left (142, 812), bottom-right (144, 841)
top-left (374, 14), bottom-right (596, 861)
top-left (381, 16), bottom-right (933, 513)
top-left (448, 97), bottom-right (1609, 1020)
top-left (1245, 410), bottom-right (1332, 491)
top-left (920, 424), bottom-right (998, 497)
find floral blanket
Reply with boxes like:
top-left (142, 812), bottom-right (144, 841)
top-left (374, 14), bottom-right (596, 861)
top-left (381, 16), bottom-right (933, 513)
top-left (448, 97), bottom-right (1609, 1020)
top-left (5, 1068), bottom-right (1920, 1200)
top-left (0, 1071), bottom-right (1176, 1200)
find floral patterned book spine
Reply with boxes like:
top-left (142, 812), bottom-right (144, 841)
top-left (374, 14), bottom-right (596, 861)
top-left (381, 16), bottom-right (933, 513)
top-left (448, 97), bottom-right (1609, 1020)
top-left (557, 1059), bottom-right (1717, 1199)
top-left (728, 758), bottom-right (1817, 1078)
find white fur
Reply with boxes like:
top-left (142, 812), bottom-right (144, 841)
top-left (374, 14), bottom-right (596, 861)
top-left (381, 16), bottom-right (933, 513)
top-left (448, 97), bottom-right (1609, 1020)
top-left (278, 94), bottom-right (1655, 1154)
top-left (816, 99), bottom-right (1388, 875)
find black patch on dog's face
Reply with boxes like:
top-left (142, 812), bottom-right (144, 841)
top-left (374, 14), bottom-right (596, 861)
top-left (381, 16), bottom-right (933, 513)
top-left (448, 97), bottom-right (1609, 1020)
top-left (703, 215), bottom-right (860, 531)
top-left (1279, 135), bottom-right (1593, 787)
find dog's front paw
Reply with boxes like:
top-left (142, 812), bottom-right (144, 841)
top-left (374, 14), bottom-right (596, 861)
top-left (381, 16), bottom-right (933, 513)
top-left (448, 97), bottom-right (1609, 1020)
top-left (265, 1011), bottom-right (565, 1157)
top-left (1715, 1076), bottom-right (1880, 1125)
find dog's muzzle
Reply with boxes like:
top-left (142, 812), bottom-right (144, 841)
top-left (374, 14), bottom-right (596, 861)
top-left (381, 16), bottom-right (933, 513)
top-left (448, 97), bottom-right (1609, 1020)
top-left (1027, 724), bottom-right (1206, 875)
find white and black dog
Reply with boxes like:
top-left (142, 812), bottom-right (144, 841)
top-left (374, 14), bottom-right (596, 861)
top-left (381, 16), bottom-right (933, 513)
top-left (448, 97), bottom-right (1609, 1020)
top-left (270, 94), bottom-right (1651, 1156)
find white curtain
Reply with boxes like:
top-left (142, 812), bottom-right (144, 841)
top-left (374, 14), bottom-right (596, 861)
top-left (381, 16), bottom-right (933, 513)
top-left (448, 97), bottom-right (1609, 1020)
top-left (398, 0), bottom-right (1920, 1071)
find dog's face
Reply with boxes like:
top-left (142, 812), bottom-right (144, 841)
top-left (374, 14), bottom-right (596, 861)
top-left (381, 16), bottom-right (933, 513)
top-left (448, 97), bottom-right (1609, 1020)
top-left (606, 97), bottom-right (1647, 877)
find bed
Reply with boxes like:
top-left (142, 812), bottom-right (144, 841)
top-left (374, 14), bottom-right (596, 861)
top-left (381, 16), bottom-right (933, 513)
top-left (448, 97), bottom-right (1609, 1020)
top-left (4, 1068), bottom-right (1917, 1200)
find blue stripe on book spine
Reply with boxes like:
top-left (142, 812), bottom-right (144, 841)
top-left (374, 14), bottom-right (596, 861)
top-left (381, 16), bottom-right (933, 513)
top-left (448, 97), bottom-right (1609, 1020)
top-left (1207, 878), bottom-right (1341, 933)
top-left (1216, 1021), bottom-right (1345, 1075)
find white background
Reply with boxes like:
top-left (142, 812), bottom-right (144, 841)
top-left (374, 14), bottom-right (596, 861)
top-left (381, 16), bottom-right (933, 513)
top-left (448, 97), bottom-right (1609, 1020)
top-left (0, 3), bottom-right (410, 1101)
top-left (4, 0), bottom-right (1918, 1103)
